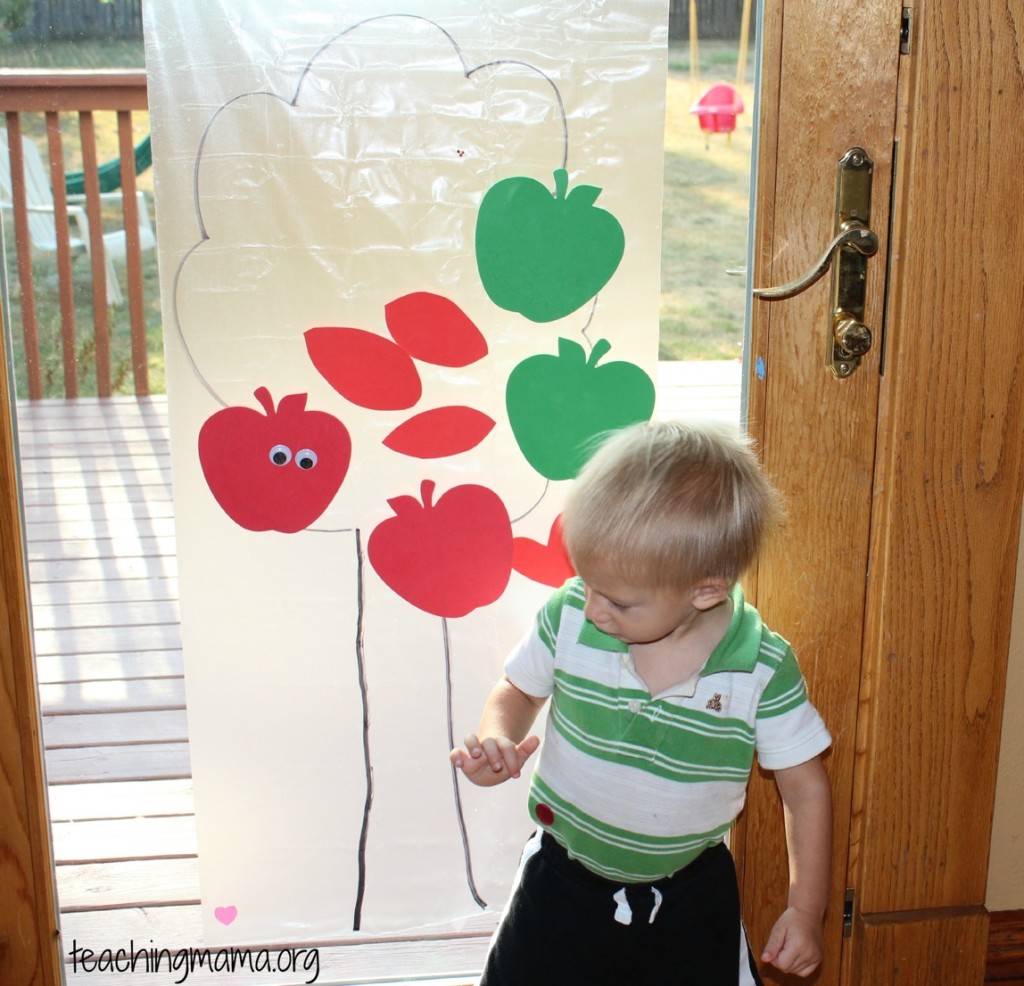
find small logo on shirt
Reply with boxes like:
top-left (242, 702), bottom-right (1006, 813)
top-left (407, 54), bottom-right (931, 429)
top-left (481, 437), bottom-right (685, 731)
top-left (706, 693), bottom-right (724, 713)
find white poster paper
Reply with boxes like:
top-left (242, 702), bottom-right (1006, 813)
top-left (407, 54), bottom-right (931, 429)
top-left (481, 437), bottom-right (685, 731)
top-left (143, 0), bottom-right (669, 943)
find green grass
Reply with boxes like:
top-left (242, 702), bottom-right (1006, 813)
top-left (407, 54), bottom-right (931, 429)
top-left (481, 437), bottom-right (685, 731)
top-left (2, 178), bottom-right (162, 399)
top-left (0, 39), bottom-right (146, 69)
top-left (660, 41), bottom-right (754, 360)
top-left (4, 245), bottom-right (165, 396)
top-left (1, 36), bottom-right (754, 397)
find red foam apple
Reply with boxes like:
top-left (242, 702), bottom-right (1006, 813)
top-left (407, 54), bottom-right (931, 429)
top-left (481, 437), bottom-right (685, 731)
top-left (198, 387), bottom-right (351, 533)
top-left (368, 479), bottom-right (513, 617)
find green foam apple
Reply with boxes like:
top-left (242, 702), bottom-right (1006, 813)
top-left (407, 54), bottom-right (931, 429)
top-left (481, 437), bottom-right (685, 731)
top-left (475, 169), bottom-right (625, 323)
top-left (506, 337), bottom-right (655, 480)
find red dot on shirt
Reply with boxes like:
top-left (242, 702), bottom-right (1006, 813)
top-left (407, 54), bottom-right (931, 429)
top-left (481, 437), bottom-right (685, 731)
top-left (535, 803), bottom-right (555, 826)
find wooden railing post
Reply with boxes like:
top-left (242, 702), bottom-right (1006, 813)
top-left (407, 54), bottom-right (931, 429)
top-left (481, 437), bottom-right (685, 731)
top-left (77, 109), bottom-right (113, 397)
top-left (118, 108), bottom-right (148, 396)
top-left (0, 70), bottom-right (151, 400)
top-left (44, 111), bottom-right (78, 399)
top-left (3, 112), bottom-right (42, 401)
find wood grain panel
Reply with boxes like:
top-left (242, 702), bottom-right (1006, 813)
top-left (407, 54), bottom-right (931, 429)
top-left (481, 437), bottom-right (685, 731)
top-left (45, 742), bottom-right (193, 785)
top-left (46, 778), bottom-right (195, 823)
top-left (855, 909), bottom-right (989, 984)
top-left (987, 910), bottom-right (1024, 984)
top-left (852, 0), bottom-right (1024, 916)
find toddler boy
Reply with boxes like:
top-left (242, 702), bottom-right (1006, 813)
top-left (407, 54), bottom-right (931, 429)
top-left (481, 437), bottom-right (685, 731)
top-left (451, 419), bottom-right (832, 984)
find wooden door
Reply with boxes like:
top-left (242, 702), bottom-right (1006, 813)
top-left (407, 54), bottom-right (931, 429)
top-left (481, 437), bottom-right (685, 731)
top-left (739, 0), bottom-right (1024, 984)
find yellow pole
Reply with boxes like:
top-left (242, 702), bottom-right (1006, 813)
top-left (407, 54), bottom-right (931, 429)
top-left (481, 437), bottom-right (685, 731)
top-left (736, 0), bottom-right (752, 90)
top-left (689, 0), bottom-right (700, 100)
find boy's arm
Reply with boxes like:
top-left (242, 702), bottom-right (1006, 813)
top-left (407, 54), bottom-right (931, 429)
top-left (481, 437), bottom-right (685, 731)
top-left (450, 675), bottom-right (546, 787)
top-left (760, 755), bottom-right (833, 978)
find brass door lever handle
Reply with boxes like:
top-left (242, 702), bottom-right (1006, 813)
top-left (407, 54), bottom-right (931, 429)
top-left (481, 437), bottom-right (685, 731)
top-left (750, 147), bottom-right (878, 377)
top-left (752, 221), bottom-right (878, 300)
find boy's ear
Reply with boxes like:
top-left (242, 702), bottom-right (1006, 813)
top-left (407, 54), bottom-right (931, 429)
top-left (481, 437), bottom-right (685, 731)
top-left (692, 579), bottom-right (731, 610)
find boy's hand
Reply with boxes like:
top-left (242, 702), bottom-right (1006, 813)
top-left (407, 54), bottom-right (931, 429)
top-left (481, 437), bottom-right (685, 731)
top-left (450, 732), bottom-right (540, 786)
top-left (760, 906), bottom-right (824, 978)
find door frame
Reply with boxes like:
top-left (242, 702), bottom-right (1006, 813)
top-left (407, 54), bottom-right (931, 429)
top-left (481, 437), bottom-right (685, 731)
top-left (0, 277), bottom-right (62, 983)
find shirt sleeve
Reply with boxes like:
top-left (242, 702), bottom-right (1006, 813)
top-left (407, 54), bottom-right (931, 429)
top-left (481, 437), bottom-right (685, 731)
top-left (502, 582), bottom-right (570, 699)
top-left (755, 647), bottom-right (832, 770)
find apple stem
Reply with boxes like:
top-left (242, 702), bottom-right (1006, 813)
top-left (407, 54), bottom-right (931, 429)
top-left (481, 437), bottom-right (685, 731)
top-left (552, 168), bottom-right (569, 202)
top-left (253, 386), bottom-right (276, 416)
top-left (588, 338), bottom-right (612, 366)
top-left (420, 479), bottom-right (436, 508)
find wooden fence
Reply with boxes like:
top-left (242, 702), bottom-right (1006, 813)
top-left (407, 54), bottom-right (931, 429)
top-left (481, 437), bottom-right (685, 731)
top-left (669, 0), bottom-right (753, 41)
top-left (6, 0), bottom-right (744, 45)
top-left (12, 0), bottom-right (142, 43)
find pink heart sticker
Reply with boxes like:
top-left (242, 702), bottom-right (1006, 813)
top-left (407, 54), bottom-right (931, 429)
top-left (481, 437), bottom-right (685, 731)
top-left (214, 905), bottom-right (238, 926)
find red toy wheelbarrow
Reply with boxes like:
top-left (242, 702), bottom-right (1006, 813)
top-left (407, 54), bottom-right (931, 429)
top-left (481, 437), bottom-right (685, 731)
top-left (690, 83), bottom-right (745, 147)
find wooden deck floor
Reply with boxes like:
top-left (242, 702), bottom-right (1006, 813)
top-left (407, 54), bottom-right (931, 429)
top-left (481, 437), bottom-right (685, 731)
top-left (17, 362), bottom-right (742, 985)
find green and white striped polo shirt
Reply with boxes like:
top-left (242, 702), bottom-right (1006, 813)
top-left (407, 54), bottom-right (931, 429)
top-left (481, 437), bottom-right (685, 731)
top-left (504, 578), bottom-right (831, 884)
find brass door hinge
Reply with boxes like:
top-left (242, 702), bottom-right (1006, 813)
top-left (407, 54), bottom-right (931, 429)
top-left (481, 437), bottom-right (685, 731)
top-left (843, 887), bottom-right (855, 939)
top-left (901, 8), bottom-right (913, 55)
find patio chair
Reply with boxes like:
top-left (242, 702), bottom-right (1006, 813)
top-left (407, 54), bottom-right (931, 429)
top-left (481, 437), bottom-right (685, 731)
top-left (0, 128), bottom-right (156, 305)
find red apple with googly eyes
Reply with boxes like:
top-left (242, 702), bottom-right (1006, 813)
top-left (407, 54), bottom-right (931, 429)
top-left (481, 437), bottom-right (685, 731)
top-left (198, 387), bottom-right (352, 533)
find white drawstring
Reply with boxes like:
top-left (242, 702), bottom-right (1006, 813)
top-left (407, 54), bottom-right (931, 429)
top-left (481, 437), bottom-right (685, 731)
top-left (649, 887), bottom-right (664, 924)
top-left (612, 886), bottom-right (664, 926)
top-left (613, 888), bottom-right (632, 925)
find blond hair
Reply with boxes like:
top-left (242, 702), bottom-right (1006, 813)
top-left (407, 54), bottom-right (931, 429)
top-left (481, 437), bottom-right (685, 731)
top-left (561, 419), bottom-right (783, 591)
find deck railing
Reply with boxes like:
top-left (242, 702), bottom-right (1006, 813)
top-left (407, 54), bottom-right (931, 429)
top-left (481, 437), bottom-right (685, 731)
top-left (0, 70), bottom-right (151, 400)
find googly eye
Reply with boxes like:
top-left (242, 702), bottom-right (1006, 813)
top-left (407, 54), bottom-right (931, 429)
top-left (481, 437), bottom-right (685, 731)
top-left (295, 448), bottom-right (318, 470)
top-left (269, 444), bottom-right (292, 466)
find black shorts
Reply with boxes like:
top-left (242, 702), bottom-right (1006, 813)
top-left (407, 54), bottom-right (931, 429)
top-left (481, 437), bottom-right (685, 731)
top-left (480, 831), bottom-right (764, 986)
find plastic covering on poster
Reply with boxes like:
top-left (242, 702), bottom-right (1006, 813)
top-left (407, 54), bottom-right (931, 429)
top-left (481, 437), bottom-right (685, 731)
top-left (142, 0), bottom-right (669, 943)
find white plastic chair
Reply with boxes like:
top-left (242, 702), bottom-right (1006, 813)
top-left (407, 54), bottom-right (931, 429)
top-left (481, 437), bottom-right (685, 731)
top-left (0, 128), bottom-right (156, 305)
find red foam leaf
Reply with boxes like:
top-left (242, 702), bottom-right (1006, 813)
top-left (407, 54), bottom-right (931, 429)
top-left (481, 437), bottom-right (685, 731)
top-left (384, 292), bottom-right (488, 367)
top-left (512, 515), bottom-right (576, 587)
top-left (305, 326), bottom-right (422, 410)
top-left (383, 406), bottom-right (495, 459)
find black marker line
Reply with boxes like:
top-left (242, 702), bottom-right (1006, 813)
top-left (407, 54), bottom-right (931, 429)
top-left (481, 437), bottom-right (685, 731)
top-left (443, 616), bottom-right (487, 909)
top-left (509, 478), bottom-right (551, 524)
top-left (580, 294), bottom-right (600, 350)
top-left (174, 13), bottom-right (569, 399)
top-left (351, 527), bottom-right (374, 930)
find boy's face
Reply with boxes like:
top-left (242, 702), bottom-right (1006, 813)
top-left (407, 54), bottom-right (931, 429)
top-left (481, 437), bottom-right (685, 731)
top-left (577, 563), bottom-right (727, 646)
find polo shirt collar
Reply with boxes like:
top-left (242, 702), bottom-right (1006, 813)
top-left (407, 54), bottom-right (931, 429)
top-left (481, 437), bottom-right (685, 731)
top-left (575, 583), bottom-right (761, 675)
top-left (578, 617), bottom-right (629, 652)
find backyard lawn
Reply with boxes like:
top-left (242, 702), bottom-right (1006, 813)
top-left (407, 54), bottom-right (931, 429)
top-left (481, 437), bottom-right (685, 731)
top-left (1, 38), bottom-right (753, 397)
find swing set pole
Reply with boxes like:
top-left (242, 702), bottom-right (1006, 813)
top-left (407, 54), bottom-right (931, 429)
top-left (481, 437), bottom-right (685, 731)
top-left (689, 0), bottom-right (700, 101)
top-left (736, 0), bottom-right (753, 89)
